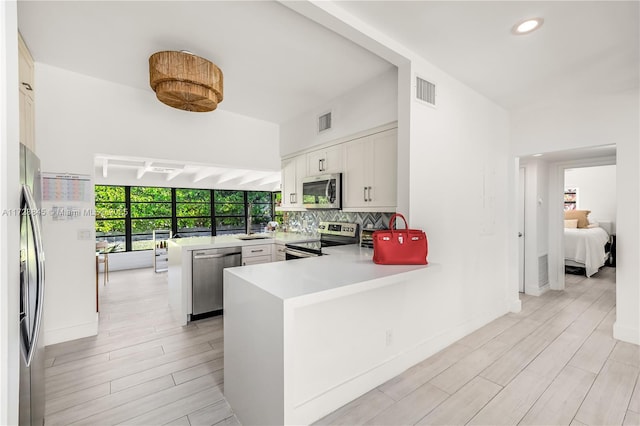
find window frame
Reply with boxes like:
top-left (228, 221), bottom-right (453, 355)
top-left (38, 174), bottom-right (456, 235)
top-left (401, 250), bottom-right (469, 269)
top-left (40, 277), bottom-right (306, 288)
top-left (94, 185), bottom-right (278, 251)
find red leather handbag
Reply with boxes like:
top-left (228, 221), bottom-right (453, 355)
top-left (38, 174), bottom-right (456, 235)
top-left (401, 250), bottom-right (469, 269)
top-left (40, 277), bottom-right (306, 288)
top-left (372, 213), bottom-right (428, 265)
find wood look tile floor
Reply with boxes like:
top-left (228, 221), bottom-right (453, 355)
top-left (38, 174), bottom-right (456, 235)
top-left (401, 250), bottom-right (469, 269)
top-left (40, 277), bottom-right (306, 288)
top-left (45, 267), bottom-right (639, 426)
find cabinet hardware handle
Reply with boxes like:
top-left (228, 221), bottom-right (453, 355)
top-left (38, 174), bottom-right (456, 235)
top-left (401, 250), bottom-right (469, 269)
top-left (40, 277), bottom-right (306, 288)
top-left (290, 193), bottom-right (294, 203)
top-left (363, 187), bottom-right (367, 202)
top-left (251, 249), bottom-right (264, 253)
top-left (318, 159), bottom-right (322, 172)
top-left (21, 82), bottom-right (33, 91)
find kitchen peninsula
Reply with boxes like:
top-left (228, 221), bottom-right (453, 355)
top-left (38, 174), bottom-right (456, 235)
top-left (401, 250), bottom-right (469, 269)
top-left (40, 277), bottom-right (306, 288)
top-left (223, 245), bottom-right (438, 425)
top-left (167, 232), bottom-right (318, 325)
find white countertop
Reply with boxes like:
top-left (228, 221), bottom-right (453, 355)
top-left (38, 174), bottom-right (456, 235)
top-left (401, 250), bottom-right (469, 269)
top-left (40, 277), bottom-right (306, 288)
top-left (167, 232), bottom-right (319, 251)
top-left (225, 245), bottom-right (433, 301)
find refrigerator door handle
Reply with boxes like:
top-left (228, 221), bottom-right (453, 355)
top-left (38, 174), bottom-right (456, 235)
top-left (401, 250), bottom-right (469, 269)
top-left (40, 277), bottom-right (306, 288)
top-left (21, 184), bottom-right (46, 367)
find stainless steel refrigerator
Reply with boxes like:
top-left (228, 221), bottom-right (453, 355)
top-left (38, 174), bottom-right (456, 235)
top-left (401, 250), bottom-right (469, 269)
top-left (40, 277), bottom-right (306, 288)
top-left (19, 144), bottom-right (46, 426)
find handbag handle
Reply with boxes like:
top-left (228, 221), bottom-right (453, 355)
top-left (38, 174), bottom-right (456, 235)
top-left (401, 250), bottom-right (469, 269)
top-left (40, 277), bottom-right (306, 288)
top-left (388, 213), bottom-right (409, 232)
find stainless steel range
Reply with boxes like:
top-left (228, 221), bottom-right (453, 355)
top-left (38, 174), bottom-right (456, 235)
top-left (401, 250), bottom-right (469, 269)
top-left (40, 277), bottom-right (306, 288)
top-left (285, 222), bottom-right (359, 260)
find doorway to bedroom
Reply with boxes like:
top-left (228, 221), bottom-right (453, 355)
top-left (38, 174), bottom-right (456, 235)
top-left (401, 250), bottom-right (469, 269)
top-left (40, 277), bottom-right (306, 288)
top-left (563, 164), bottom-right (617, 277)
top-left (517, 145), bottom-right (617, 296)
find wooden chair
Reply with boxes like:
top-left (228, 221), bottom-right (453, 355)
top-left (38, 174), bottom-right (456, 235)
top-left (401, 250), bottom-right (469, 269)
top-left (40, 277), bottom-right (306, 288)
top-left (96, 241), bottom-right (109, 285)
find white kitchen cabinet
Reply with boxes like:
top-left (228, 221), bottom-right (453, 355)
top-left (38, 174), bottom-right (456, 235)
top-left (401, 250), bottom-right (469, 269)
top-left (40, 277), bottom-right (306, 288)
top-left (343, 128), bottom-right (397, 211)
top-left (242, 244), bottom-right (272, 266)
top-left (306, 144), bottom-right (343, 176)
top-left (18, 33), bottom-right (35, 152)
top-left (280, 155), bottom-right (306, 209)
top-left (273, 243), bottom-right (286, 262)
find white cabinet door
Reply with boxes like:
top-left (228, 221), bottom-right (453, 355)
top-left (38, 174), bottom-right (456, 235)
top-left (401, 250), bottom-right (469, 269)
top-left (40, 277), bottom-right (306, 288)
top-left (343, 137), bottom-right (368, 208)
top-left (343, 128), bottom-right (397, 211)
top-left (242, 255), bottom-right (272, 266)
top-left (280, 155), bottom-right (306, 208)
top-left (307, 145), bottom-right (343, 175)
top-left (273, 243), bottom-right (286, 262)
top-left (19, 90), bottom-right (35, 151)
top-left (368, 128), bottom-right (397, 209)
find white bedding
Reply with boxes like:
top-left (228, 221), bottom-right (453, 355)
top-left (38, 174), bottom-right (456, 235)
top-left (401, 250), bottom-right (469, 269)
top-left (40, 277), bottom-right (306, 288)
top-left (564, 227), bottom-right (610, 277)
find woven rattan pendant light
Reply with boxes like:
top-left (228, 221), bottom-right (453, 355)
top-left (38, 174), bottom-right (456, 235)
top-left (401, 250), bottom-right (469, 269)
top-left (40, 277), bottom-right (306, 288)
top-left (149, 51), bottom-right (223, 112)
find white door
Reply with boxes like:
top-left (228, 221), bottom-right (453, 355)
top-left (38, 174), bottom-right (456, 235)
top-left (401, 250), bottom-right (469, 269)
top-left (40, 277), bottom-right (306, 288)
top-left (518, 167), bottom-right (526, 292)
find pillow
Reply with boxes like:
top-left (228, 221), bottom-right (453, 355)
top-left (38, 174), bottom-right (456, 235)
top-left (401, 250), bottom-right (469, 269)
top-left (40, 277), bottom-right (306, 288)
top-left (587, 222), bottom-right (600, 229)
top-left (564, 210), bottom-right (591, 228)
top-left (564, 219), bottom-right (578, 229)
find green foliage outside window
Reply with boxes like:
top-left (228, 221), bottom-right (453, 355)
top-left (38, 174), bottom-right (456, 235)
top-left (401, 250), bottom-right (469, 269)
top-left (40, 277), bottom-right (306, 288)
top-left (130, 186), bottom-right (171, 202)
top-left (130, 202), bottom-right (172, 218)
top-left (95, 185), bottom-right (277, 249)
top-left (176, 188), bottom-right (210, 202)
top-left (214, 190), bottom-right (244, 203)
top-left (215, 203), bottom-right (244, 216)
top-left (95, 186), bottom-right (125, 202)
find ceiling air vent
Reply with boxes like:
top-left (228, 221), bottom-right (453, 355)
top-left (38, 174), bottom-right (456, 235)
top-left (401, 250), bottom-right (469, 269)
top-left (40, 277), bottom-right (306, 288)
top-left (318, 111), bottom-right (332, 133)
top-left (416, 76), bottom-right (436, 106)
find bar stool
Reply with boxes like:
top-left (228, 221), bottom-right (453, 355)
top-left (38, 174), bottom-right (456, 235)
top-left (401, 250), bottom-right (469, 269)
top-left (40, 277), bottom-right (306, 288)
top-left (96, 241), bottom-right (109, 285)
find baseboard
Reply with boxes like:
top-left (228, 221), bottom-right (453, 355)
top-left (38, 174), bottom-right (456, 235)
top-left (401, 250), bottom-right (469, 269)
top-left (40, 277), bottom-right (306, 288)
top-left (509, 298), bottom-right (522, 313)
top-left (43, 313), bottom-right (99, 346)
top-left (613, 321), bottom-right (640, 345)
top-left (526, 283), bottom-right (550, 297)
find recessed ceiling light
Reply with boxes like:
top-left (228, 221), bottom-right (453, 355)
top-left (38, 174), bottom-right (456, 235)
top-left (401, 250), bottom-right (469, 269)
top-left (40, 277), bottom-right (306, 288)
top-left (512, 18), bottom-right (544, 35)
top-left (532, 153), bottom-right (544, 157)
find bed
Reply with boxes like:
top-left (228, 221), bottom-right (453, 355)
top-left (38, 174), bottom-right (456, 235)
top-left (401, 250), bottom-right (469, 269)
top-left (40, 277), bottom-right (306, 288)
top-left (564, 221), bottom-right (612, 277)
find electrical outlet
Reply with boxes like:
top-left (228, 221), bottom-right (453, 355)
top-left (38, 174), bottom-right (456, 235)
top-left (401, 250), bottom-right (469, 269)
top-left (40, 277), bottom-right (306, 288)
top-left (385, 329), bottom-right (393, 347)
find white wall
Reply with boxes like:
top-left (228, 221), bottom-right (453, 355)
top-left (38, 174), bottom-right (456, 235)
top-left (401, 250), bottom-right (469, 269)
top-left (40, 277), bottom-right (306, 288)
top-left (280, 67), bottom-right (397, 156)
top-left (511, 90), bottom-right (639, 344)
top-left (35, 63), bottom-right (280, 345)
top-left (565, 165), bottom-right (617, 226)
top-left (520, 159), bottom-right (550, 294)
top-left (407, 57), bottom-right (513, 332)
top-left (1, 2), bottom-right (21, 424)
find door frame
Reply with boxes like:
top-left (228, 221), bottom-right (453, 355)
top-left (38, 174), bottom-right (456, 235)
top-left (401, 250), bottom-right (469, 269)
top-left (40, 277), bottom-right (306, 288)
top-left (548, 155), bottom-right (616, 290)
top-left (518, 167), bottom-right (526, 293)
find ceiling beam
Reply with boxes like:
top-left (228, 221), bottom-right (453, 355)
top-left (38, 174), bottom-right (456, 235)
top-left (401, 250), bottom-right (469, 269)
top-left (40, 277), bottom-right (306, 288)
top-left (137, 161), bottom-right (151, 180)
top-left (193, 168), bottom-right (221, 183)
top-left (257, 173), bottom-right (281, 186)
top-left (166, 169), bottom-right (183, 181)
top-left (215, 170), bottom-right (245, 184)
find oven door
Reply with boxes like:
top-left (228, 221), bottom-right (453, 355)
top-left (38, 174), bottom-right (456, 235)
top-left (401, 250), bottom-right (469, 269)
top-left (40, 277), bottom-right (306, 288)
top-left (285, 247), bottom-right (320, 260)
top-left (302, 174), bottom-right (341, 209)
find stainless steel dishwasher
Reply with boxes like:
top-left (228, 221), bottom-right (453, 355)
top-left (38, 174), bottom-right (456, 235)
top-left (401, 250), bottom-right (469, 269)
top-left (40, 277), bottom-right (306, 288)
top-left (192, 246), bottom-right (242, 316)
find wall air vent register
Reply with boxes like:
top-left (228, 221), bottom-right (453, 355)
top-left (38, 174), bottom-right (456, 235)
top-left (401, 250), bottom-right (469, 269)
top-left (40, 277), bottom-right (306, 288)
top-left (318, 111), bottom-right (332, 133)
top-left (416, 76), bottom-right (436, 106)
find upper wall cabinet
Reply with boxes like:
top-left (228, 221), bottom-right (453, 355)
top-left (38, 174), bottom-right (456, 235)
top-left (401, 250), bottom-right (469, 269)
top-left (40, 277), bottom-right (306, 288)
top-left (306, 145), bottom-right (343, 176)
top-left (18, 33), bottom-right (35, 152)
top-left (280, 155), bottom-right (307, 209)
top-left (343, 128), bottom-right (397, 212)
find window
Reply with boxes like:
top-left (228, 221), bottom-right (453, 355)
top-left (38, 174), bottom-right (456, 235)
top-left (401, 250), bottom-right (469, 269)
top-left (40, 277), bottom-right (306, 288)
top-left (95, 185), bottom-right (126, 252)
top-left (247, 191), bottom-right (273, 233)
top-left (214, 190), bottom-right (245, 235)
top-left (94, 186), bottom-right (279, 250)
top-left (272, 192), bottom-right (284, 226)
top-left (176, 188), bottom-right (212, 237)
top-left (130, 186), bottom-right (172, 251)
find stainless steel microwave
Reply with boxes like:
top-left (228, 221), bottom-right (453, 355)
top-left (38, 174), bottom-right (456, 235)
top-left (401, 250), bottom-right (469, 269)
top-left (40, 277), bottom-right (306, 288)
top-left (302, 173), bottom-right (341, 209)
